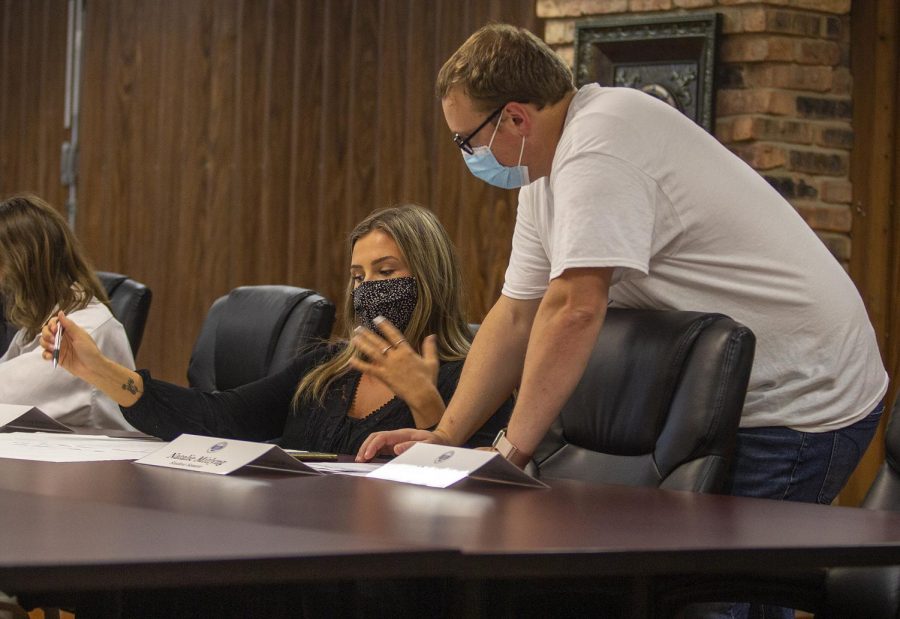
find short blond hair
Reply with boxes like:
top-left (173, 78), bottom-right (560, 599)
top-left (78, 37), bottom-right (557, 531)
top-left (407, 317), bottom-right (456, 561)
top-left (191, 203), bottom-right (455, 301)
top-left (436, 23), bottom-right (574, 112)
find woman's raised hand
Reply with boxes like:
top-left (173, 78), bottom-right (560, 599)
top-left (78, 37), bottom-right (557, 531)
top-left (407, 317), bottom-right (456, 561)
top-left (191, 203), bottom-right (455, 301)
top-left (40, 311), bottom-right (105, 381)
top-left (349, 316), bottom-right (444, 428)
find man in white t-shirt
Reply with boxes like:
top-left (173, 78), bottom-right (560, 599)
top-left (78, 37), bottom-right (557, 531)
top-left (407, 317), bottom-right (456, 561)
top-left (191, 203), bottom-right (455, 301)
top-left (358, 22), bottom-right (888, 530)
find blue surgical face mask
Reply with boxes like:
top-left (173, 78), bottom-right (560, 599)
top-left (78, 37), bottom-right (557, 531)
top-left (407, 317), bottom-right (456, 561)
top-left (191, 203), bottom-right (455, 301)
top-left (462, 111), bottom-right (530, 189)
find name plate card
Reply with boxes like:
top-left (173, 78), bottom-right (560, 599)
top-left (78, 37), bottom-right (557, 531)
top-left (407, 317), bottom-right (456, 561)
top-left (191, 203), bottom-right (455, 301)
top-left (0, 404), bottom-right (74, 434)
top-left (366, 443), bottom-right (548, 489)
top-left (135, 434), bottom-right (322, 476)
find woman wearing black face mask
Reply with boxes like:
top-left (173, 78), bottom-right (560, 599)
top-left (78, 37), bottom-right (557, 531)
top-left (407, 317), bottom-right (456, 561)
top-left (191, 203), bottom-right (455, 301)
top-left (40, 205), bottom-right (511, 454)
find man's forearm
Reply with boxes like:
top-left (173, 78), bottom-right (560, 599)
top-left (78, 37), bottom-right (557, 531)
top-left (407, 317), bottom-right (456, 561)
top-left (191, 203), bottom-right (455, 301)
top-left (436, 296), bottom-right (538, 445)
top-left (506, 269), bottom-right (611, 456)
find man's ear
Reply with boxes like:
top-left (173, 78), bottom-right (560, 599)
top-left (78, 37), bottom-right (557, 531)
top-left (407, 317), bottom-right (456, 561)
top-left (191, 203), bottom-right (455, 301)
top-left (504, 102), bottom-right (533, 137)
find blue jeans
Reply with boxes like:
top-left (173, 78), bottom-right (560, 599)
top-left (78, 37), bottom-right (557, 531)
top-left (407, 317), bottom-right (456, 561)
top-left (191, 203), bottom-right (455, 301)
top-left (726, 400), bottom-right (885, 504)
top-left (691, 401), bottom-right (885, 619)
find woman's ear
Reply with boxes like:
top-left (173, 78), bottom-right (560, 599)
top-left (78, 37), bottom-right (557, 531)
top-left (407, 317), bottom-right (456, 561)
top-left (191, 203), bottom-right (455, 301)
top-left (504, 102), bottom-right (533, 137)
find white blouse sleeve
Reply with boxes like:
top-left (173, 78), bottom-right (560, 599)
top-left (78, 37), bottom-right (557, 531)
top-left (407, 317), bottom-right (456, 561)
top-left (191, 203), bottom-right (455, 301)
top-left (0, 299), bottom-right (136, 430)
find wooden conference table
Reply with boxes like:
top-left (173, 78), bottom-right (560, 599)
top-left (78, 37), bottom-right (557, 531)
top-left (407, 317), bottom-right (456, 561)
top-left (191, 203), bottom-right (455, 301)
top-left (1, 456), bottom-right (899, 617)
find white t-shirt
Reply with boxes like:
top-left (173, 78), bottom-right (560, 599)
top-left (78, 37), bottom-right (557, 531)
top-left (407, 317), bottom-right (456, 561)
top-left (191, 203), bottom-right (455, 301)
top-left (503, 84), bottom-right (887, 432)
top-left (0, 297), bottom-right (137, 430)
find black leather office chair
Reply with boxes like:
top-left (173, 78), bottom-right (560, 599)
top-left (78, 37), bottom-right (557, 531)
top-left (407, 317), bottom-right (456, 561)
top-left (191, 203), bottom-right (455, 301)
top-left (96, 271), bottom-right (153, 356)
top-left (819, 397), bottom-right (900, 619)
top-left (534, 308), bottom-right (756, 493)
top-left (2, 276), bottom-right (152, 357)
top-left (187, 285), bottom-right (336, 391)
top-left (487, 310), bottom-right (754, 617)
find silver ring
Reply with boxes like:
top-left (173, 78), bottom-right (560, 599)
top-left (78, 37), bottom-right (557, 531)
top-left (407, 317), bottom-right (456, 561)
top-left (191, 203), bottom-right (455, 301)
top-left (380, 344), bottom-right (394, 355)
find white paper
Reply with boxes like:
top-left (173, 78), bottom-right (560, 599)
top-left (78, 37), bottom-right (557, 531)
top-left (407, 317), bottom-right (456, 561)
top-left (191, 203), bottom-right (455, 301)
top-left (366, 443), bottom-right (548, 489)
top-left (0, 432), bottom-right (164, 462)
top-left (135, 434), bottom-right (322, 476)
top-left (0, 403), bottom-right (73, 433)
top-left (306, 462), bottom-right (382, 476)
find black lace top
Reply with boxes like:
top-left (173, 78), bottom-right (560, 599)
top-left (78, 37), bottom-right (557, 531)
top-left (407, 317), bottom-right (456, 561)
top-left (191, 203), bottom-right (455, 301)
top-left (122, 344), bottom-right (510, 454)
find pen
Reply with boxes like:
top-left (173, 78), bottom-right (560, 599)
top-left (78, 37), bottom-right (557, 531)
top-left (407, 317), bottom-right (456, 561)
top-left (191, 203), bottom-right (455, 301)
top-left (284, 450), bottom-right (338, 462)
top-left (52, 324), bottom-right (63, 368)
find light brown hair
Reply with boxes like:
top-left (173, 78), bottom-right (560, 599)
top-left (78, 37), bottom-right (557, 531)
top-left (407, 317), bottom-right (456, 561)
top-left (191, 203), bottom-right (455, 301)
top-left (0, 194), bottom-right (109, 340)
top-left (436, 23), bottom-right (575, 112)
top-left (294, 204), bottom-right (472, 407)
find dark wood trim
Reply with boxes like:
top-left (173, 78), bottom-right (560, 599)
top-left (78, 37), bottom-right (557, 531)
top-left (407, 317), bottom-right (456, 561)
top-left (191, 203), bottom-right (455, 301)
top-left (843, 0), bottom-right (899, 504)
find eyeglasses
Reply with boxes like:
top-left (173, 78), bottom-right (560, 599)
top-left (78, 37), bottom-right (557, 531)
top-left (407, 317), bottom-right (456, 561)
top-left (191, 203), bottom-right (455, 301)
top-left (452, 105), bottom-right (505, 155)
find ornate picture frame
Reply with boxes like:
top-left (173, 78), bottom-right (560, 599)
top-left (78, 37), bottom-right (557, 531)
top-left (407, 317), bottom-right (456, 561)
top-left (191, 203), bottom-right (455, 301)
top-left (574, 13), bottom-right (721, 132)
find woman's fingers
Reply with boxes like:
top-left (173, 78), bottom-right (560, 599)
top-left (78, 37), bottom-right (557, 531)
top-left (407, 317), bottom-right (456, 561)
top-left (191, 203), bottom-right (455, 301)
top-left (372, 316), bottom-right (409, 349)
top-left (351, 317), bottom-right (411, 361)
top-left (40, 312), bottom-right (101, 375)
top-left (57, 310), bottom-right (76, 331)
top-left (40, 317), bottom-right (58, 358)
top-left (40, 313), bottom-right (68, 362)
top-left (421, 334), bottom-right (437, 360)
top-left (421, 335), bottom-right (439, 382)
top-left (351, 325), bottom-right (388, 358)
top-left (347, 356), bottom-right (374, 374)
top-left (350, 320), bottom-right (441, 414)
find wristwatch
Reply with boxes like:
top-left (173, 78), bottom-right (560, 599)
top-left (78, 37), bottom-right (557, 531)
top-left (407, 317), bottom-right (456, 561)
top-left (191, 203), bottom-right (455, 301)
top-left (492, 428), bottom-right (532, 469)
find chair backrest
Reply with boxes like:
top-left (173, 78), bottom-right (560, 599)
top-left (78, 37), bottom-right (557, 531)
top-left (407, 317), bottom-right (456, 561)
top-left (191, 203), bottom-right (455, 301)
top-left (534, 308), bottom-right (755, 493)
top-left (187, 285), bottom-right (336, 391)
top-left (96, 271), bottom-right (153, 356)
top-left (820, 398), bottom-right (900, 619)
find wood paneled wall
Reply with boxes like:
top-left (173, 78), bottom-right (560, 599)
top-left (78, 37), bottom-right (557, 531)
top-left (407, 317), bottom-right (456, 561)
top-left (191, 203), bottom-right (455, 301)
top-left (0, 0), bottom-right (68, 209)
top-left (841, 0), bottom-right (899, 504)
top-left (0, 0), bottom-right (540, 383)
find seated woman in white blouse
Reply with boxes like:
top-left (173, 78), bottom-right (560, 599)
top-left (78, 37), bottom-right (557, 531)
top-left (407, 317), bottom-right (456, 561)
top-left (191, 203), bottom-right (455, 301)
top-left (0, 193), bottom-right (135, 430)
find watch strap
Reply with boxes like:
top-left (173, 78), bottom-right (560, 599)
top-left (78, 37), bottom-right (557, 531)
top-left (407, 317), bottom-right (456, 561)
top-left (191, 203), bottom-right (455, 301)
top-left (493, 429), bottom-right (532, 469)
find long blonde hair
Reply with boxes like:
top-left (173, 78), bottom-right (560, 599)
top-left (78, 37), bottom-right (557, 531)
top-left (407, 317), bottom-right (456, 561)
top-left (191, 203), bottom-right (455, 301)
top-left (294, 205), bottom-right (471, 406)
top-left (0, 194), bottom-right (109, 340)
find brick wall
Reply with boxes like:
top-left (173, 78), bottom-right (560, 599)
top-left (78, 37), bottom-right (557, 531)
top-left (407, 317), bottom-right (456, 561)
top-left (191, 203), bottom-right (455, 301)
top-left (538, 0), bottom-right (855, 267)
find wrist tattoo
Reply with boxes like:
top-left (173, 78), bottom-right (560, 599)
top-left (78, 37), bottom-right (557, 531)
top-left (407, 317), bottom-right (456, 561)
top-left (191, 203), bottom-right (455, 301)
top-left (121, 378), bottom-right (141, 395)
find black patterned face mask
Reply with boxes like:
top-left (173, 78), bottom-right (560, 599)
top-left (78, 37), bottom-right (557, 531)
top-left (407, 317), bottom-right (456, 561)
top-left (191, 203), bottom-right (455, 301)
top-left (352, 276), bottom-right (418, 333)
